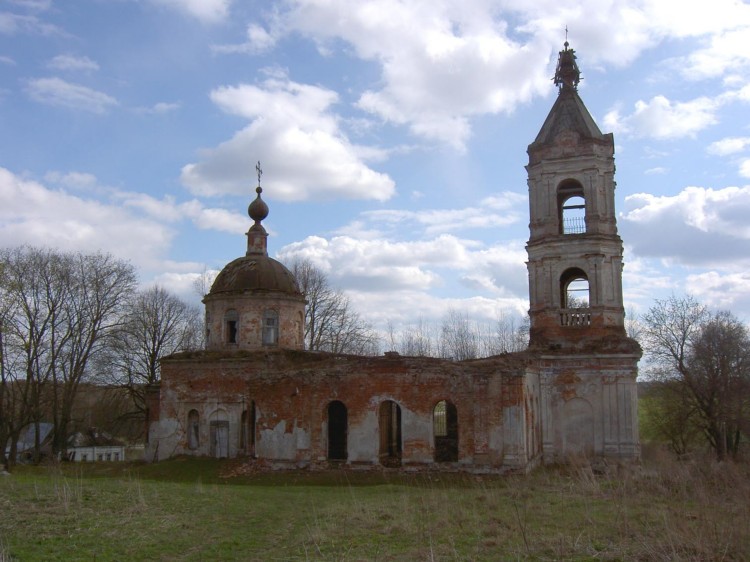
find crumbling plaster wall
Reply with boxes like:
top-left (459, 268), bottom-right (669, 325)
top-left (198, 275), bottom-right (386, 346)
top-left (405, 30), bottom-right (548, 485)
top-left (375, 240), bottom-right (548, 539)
top-left (537, 352), bottom-right (640, 463)
top-left (146, 350), bottom-right (539, 471)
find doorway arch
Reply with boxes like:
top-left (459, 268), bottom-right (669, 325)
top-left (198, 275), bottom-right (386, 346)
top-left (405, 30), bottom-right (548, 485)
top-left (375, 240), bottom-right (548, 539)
top-left (327, 400), bottom-right (348, 461)
top-left (433, 400), bottom-right (458, 462)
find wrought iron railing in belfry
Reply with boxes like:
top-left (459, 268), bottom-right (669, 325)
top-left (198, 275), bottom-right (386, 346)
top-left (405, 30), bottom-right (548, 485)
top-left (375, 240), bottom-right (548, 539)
top-left (560, 308), bottom-right (592, 327)
top-left (563, 216), bottom-right (586, 234)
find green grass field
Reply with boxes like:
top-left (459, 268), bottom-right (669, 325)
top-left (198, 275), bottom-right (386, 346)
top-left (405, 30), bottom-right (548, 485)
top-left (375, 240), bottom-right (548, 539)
top-left (1, 451), bottom-right (748, 561)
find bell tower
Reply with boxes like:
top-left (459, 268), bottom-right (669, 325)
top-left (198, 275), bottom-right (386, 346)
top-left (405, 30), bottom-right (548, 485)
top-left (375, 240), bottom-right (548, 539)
top-left (526, 41), bottom-right (626, 349)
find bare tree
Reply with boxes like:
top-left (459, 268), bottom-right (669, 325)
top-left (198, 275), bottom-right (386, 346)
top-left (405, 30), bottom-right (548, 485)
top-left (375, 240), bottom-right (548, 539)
top-left (399, 317), bottom-right (436, 357)
top-left (192, 266), bottom-right (217, 300)
top-left (439, 309), bottom-right (479, 361)
top-left (287, 258), bottom-right (379, 355)
top-left (483, 311), bottom-right (529, 355)
top-left (104, 286), bottom-right (202, 423)
top-left (50, 252), bottom-right (137, 455)
top-left (0, 247), bottom-right (137, 462)
top-left (625, 306), bottom-right (643, 342)
top-left (642, 295), bottom-right (750, 459)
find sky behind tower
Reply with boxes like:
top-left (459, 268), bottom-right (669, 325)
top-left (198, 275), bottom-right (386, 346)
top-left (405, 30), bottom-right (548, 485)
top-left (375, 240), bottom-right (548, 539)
top-left (2, 0), bottom-right (750, 333)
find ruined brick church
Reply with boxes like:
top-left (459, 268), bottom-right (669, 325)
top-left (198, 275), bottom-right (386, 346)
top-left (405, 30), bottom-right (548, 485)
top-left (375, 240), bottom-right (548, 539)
top-left (146, 43), bottom-right (641, 471)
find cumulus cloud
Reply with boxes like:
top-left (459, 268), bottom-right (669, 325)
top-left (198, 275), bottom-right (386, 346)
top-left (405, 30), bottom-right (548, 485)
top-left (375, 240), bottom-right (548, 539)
top-left (621, 186), bottom-right (750, 266)
top-left (0, 166), bottom-right (258, 285)
top-left (604, 95), bottom-right (718, 139)
top-left (181, 74), bottom-right (395, 201)
top-left (347, 289), bottom-right (528, 332)
top-left (26, 77), bottom-right (117, 113)
top-left (277, 231), bottom-right (528, 300)
top-left (149, 0), bottom-right (230, 23)
top-left (686, 270), bottom-right (750, 313)
top-left (0, 167), bottom-right (174, 269)
top-left (226, 0), bottom-right (750, 150)
top-left (680, 27), bottom-right (750, 80)
top-left (271, 1), bottom-right (554, 150)
top-left (707, 136), bottom-right (750, 156)
top-left (113, 192), bottom-right (248, 235)
top-left (48, 54), bottom-right (99, 72)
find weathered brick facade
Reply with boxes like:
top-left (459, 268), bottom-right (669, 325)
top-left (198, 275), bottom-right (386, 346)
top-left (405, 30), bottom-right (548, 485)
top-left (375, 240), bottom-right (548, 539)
top-left (146, 42), bottom-right (640, 471)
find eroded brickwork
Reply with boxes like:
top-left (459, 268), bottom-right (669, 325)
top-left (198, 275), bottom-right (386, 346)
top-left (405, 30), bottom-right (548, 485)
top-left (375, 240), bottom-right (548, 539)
top-left (147, 349), bottom-right (539, 472)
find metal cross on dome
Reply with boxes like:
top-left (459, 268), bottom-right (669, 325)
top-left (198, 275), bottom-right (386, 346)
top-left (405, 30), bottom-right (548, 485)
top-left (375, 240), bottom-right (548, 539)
top-left (256, 161), bottom-right (263, 187)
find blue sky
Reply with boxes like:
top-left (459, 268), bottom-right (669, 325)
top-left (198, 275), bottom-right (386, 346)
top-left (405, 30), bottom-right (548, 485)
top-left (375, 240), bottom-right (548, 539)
top-left (3, 0), bottom-right (750, 334)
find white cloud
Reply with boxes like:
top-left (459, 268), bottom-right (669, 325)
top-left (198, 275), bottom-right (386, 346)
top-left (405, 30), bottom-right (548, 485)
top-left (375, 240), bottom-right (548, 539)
top-left (604, 95), bottom-right (718, 140)
top-left (135, 101), bottom-right (181, 114)
top-left (245, 0), bottom-right (750, 149)
top-left (358, 191), bottom-right (526, 236)
top-left (708, 136), bottom-right (750, 156)
top-left (621, 186), bottom-right (750, 266)
top-left (0, 167), bottom-right (174, 270)
top-left (114, 192), bottom-right (248, 234)
top-left (348, 289), bottom-right (528, 333)
top-left (48, 54), bottom-right (99, 72)
top-left (686, 270), bottom-right (750, 313)
top-left (7, 1), bottom-right (52, 10)
top-left (680, 27), bottom-right (750, 80)
top-left (44, 171), bottom-right (98, 190)
top-left (0, 12), bottom-right (61, 35)
top-left (277, 231), bottom-right (528, 299)
top-left (213, 23), bottom-right (277, 54)
top-left (26, 77), bottom-right (117, 113)
top-left (274, 1), bottom-right (553, 150)
top-left (181, 74), bottom-right (395, 201)
top-left (149, 0), bottom-right (230, 23)
top-left (0, 55), bottom-right (15, 65)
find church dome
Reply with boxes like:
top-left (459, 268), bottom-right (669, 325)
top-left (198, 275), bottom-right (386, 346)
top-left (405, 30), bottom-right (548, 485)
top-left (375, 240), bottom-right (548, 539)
top-left (209, 255), bottom-right (300, 296)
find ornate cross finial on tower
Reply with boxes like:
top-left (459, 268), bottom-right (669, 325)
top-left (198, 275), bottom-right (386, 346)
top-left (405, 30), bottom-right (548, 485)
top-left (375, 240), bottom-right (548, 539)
top-left (554, 31), bottom-right (580, 91)
top-left (256, 161), bottom-right (263, 190)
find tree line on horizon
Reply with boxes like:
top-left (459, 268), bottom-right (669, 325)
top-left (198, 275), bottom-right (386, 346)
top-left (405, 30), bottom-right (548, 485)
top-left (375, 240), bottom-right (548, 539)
top-left (0, 247), bottom-right (747, 467)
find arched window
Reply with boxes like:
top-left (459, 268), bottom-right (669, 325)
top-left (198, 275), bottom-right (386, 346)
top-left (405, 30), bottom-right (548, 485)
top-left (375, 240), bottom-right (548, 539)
top-left (558, 180), bottom-right (586, 234)
top-left (262, 309), bottom-right (279, 346)
top-left (239, 401), bottom-right (256, 456)
top-left (327, 401), bottom-right (348, 461)
top-left (378, 400), bottom-right (402, 467)
top-left (224, 309), bottom-right (239, 344)
top-left (187, 409), bottom-right (200, 450)
top-left (433, 400), bottom-right (458, 462)
top-left (560, 268), bottom-right (591, 326)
